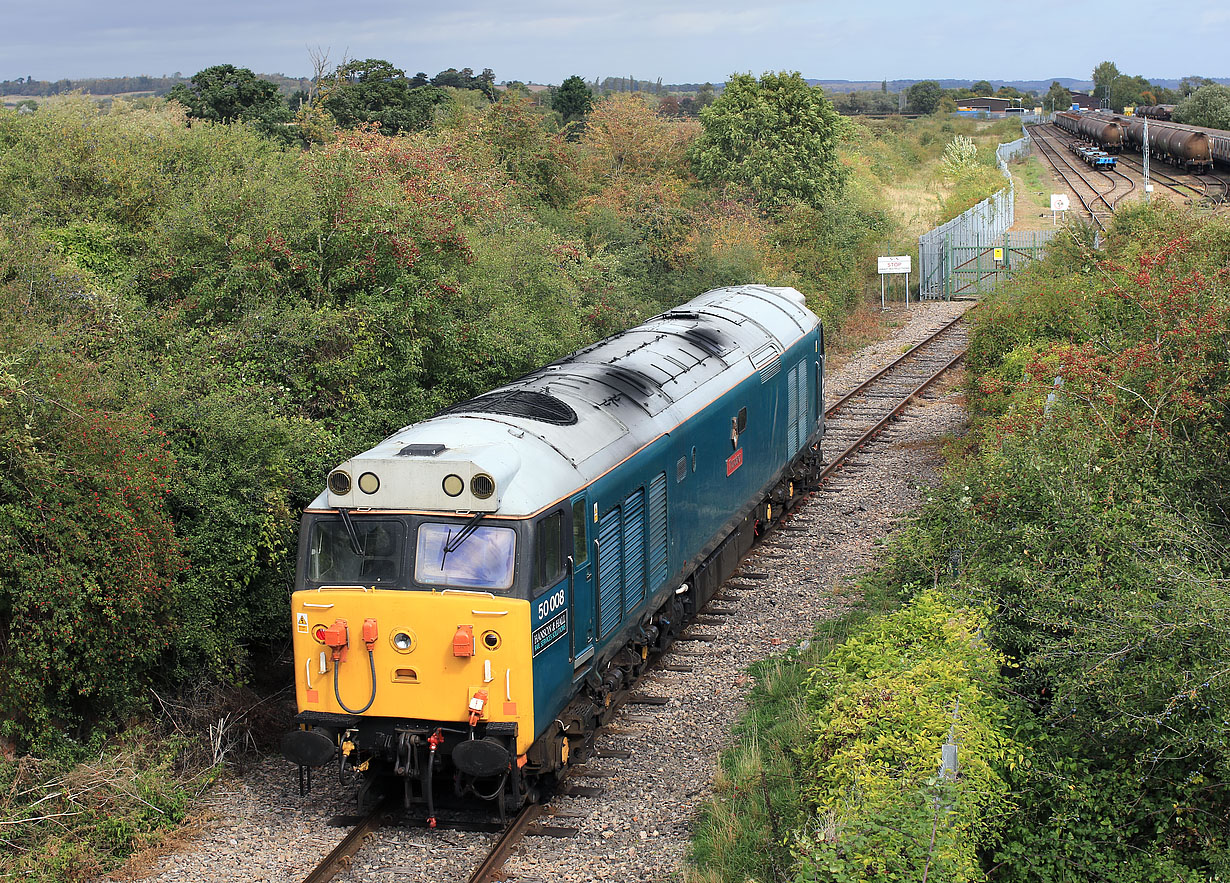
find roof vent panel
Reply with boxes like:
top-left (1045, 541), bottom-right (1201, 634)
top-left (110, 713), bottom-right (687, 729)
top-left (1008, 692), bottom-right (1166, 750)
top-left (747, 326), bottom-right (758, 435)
top-left (442, 390), bottom-right (578, 426)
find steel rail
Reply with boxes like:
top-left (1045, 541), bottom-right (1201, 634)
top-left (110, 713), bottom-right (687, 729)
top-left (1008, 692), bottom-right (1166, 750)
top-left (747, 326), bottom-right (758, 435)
top-left (1114, 152), bottom-right (1208, 201)
top-left (467, 804), bottom-right (543, 883)
top-left (818, 348), bottom-right (966, 486)
top-left (826, 315), bottom-right (964, 418)
top-left (301, 800), bottom-right (390, 883)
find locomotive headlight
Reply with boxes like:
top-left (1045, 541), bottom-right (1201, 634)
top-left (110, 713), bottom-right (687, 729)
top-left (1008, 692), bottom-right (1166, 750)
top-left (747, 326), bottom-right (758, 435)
top-left (358, 471), bottom-right (380, 494)
top-left (482, 630), bottom-right (501, 650)
top-left (442, 474), bottom-right (464, 497)
top-left (389, 628), bottom-right (417, 653)
top-left (328, 470), bottom-right (352, 495)
top-left (471, 473), bottom-right (495, 499)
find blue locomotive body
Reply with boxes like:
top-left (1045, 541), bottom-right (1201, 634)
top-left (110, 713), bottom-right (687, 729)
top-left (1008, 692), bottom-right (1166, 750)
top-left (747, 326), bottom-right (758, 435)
top-left (283, 285), bottom-right (825, 815)
top-left (527, 305), bottom-right (824, 735)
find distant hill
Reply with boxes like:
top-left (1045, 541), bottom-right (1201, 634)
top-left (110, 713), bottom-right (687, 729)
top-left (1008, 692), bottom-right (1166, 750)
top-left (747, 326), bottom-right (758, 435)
top-left (806, 77), bottom-right (1230, 94)
top-left (807, 78), bottom-right (1096, 94)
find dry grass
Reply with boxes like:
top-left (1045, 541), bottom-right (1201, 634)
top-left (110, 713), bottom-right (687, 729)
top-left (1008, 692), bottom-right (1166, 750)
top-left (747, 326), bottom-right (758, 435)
top-left (102, 809), bottom-right (214, 882)
top-left (883, 179), bottom-right (948, 243)
top-left (825, 301), bottom-right (912, 374)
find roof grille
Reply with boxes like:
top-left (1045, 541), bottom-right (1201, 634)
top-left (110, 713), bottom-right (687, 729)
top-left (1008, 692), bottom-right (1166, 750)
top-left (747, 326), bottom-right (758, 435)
top-left (443, 390), bottom-right (578, 426)
top-left (682, 327), bottom-right (731, 357)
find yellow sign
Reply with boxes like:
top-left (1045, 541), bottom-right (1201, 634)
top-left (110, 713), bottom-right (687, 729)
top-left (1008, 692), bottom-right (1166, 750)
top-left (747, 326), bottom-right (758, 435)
top-left (994, 247), bottom-right (1004, 262)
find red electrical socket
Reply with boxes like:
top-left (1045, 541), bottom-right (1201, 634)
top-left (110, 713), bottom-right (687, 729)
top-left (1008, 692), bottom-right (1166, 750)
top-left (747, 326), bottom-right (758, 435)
top-left (319, 619), bottom-right (349, 662)
top-left (452, 624), bottom-right (474, 657)
top-left (362, 618), bottom-right (378, 650)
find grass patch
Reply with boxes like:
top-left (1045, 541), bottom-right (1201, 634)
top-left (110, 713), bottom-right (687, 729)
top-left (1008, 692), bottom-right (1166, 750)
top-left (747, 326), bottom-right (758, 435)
top-left (0, 731), bottom-right (216, 882)
top-left (685, 573), bottom-right (905, 883)
top-left (0, 683), bottom-right (283, 882)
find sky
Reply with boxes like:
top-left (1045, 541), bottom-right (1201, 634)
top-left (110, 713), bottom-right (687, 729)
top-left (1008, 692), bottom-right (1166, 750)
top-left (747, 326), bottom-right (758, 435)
top-left (4, 0), bottom-right (1227, 86)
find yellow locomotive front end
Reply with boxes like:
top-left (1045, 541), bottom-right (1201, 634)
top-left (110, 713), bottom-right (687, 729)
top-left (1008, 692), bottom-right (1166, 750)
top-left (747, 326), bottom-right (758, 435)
top-left (280, 500), bottom-right (539, 820)
top-left (291, 588), bottom-right (532, 740)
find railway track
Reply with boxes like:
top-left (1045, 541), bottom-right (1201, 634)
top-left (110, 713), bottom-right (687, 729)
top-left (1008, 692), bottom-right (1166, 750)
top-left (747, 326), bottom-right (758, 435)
top-left (295, 315), bottom-right (972, 883)
top-left (1112, 151), bottom-right (1212, 203)
top-left (1116, 152), bottom-right (1230, 208)
top-left (1036, 122), bottom-right (1229, 213)
top-left (1030, 125), bottom-right (1133, 228)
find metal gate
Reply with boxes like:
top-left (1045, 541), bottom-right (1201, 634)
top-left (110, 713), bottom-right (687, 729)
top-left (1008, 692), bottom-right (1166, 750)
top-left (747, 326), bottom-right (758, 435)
top-left (941, 230), bottom-right (1057, 299)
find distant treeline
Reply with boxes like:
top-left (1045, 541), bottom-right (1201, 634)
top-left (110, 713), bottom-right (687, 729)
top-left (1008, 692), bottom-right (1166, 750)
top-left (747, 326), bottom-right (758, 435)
top-left (0, 75), bottom-right (187, 97)
top-left (0, 73), bottom-right (319, 98)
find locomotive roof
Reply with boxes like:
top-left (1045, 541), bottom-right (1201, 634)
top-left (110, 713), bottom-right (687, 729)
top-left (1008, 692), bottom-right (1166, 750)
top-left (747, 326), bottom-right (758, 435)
top-left (314, 285), bottom-right (819, 517)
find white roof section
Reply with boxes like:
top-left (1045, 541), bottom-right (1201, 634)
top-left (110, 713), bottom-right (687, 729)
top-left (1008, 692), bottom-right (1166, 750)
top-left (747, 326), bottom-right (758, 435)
top-left (317, 285), bottom-right (818, 517)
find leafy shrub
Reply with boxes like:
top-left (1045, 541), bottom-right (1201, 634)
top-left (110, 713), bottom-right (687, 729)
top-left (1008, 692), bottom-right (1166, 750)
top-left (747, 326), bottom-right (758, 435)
top-left (793, 592), bottom-right (1021, 882)
top-left (893, 203), bottom-right (1230, 878)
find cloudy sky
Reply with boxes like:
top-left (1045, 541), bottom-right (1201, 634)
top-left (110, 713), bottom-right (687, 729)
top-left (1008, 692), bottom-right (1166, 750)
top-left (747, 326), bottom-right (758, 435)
top-left (5, 0), bottom-right (1226, 85)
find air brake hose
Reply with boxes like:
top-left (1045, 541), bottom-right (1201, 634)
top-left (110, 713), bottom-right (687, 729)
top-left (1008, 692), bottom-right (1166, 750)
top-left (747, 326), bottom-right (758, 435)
top-left (334, 648), bottom-right (377, 714)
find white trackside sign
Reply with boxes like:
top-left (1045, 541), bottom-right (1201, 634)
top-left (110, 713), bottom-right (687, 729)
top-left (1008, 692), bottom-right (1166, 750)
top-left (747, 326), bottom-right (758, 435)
top-left (877, 256), bottom-right (911, 275)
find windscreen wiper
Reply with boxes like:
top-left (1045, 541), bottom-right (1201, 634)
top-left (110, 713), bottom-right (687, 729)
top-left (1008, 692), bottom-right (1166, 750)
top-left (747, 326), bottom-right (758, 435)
top-left (440, 512), bottom-right (485, 568)
top-left (338, 507), bottom-right (364, 557)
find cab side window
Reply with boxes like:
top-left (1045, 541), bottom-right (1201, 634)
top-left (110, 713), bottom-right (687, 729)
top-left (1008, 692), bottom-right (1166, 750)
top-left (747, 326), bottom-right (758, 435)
top-left (535, 510), bottom-right (565, 595)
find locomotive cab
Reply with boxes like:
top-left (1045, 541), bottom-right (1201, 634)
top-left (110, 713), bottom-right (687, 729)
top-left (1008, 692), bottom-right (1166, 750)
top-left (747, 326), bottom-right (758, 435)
top-left (283, 442), bottom-right (576, 818)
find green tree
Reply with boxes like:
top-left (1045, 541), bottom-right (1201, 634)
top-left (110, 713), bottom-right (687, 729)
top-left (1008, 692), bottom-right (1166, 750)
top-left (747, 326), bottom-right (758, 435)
top-left (322, 58), bottom-right (449, 134)
top-left (1092, 60), bottom-right (1120, 106)
top-left (970, 79), bottom-right (994, 95)
top-left (552, 75), bottom-right (593, 125)
top-left (1173, 83), bottom-right (1230, 129)
top-left (1044, 80), bottom-right (1070, 113)
top-left (905, 80), bottom-right (944, 114)
top-left (1179, 75), bottom-right (1216, 97)
top-left (690, 71), bottom-right (847, 212)
top-left (168, 64), bottom-right (292, 140)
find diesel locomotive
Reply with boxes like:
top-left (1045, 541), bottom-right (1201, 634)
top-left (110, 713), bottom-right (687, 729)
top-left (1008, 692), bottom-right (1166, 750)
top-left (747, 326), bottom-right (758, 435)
top-left (281, 285), bottom-right (826, 820)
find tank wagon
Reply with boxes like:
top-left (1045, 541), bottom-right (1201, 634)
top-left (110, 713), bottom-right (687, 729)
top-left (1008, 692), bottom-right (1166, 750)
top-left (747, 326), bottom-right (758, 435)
top-left (1055, 111), bottom-right (1123, 153)
top-left (1102, 113), bottom-right (1215, 173)
top-left (1137, 117), bottom-right (1230, 169)
top-left (1134, 105), bottom-right (1175, 121)
top-left (281, 285), bottom-right (826, 820)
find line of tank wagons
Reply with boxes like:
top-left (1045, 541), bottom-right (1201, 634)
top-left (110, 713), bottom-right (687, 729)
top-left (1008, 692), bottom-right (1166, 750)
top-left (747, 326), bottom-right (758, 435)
top-left (1054, 110), bottom-right (1218, 174)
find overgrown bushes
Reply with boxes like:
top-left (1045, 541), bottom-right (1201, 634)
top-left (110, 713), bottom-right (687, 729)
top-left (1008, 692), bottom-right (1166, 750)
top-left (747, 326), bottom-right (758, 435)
top-left (690, 203), bottom-right (1230, 882)
top-left (794, 592), bottom-right (1021, 882)
top-left (885, 203), bottom-right (1230, 879)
